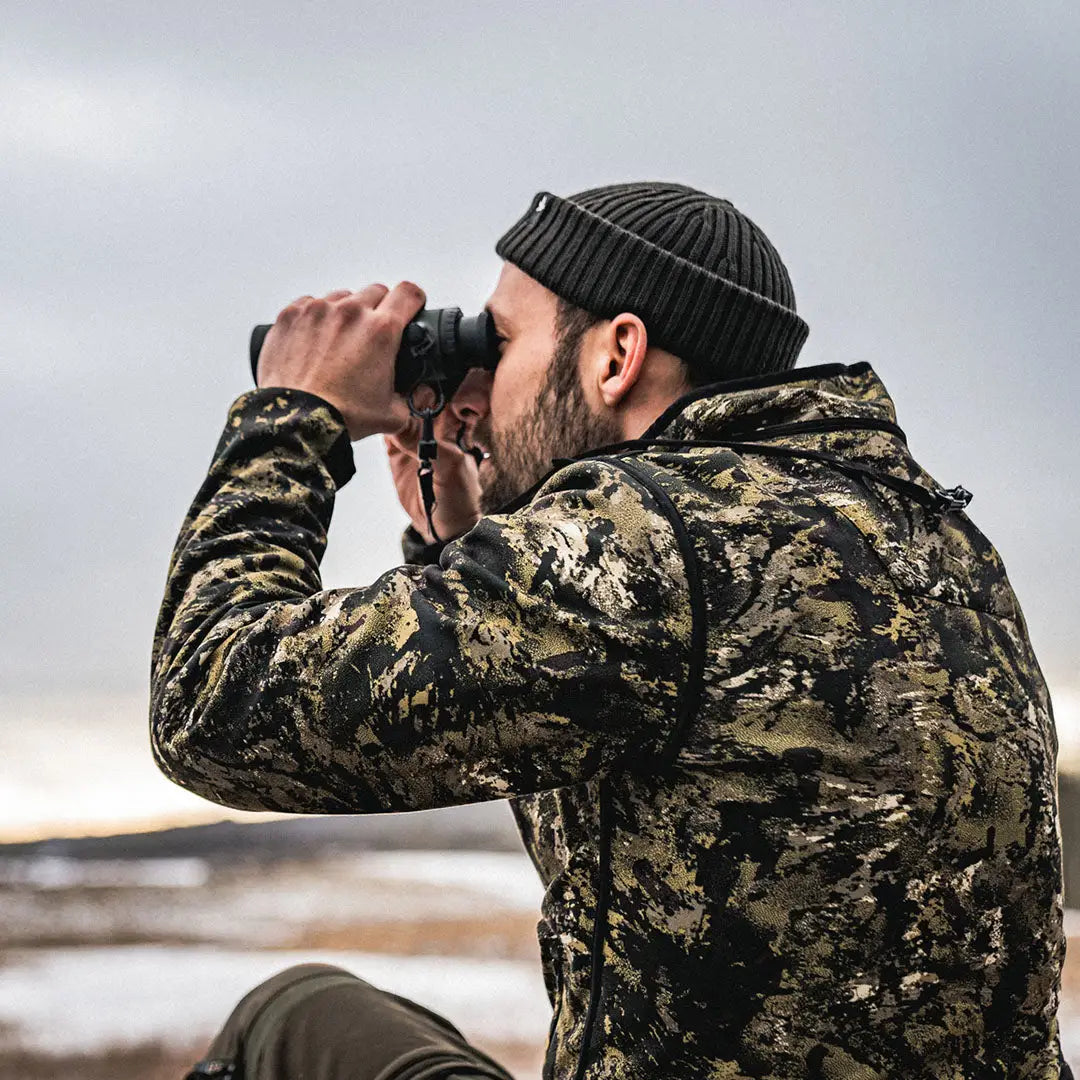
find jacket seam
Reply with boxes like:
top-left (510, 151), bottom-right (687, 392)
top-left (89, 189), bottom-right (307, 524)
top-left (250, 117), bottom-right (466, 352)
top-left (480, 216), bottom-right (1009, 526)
top-left (600, 455), bottom-right (707, 772)
top-left (572, 779), bottom-right (613, 1080)
top-left (820, 491), bottom-right (1012, 620)
top-left (722, 449), bottom-right (1011, 622)
top-left (713, 447), bottom-right (998, 620)
top-left (567, 456), bottom-right (706, 1080)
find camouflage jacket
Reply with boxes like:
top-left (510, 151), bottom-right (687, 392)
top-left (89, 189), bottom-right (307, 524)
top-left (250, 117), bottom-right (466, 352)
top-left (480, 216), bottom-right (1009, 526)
top-left (150, 361), bottom-right (1065, 1079)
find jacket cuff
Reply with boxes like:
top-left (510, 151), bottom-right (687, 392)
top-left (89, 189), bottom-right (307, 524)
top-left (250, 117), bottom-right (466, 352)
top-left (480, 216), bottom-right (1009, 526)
top-left (224, 386), bottom-right (356, 489)
top-left (401, 523), bottom-right (451, 565)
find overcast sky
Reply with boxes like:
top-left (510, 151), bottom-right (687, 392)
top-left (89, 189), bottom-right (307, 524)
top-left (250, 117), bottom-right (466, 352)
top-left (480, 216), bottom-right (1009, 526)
top-left (3, 3), bottom-right (1078, 726)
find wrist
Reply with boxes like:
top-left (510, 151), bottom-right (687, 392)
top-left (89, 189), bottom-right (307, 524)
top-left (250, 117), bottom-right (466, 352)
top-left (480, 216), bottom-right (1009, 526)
top-left (254, 380), bottom-right (405, 443)
top-left (227, 386), bottom-right (356, 489)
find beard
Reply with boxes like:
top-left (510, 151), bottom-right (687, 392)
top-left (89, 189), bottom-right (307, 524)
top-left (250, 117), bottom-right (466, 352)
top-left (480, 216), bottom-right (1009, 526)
top-left (474, 330), bottom-right (623, 516)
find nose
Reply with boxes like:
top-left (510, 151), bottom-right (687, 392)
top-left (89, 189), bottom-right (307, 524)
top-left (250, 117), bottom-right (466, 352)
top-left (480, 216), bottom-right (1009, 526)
top-left (449, 368), bottom-right (493, 424)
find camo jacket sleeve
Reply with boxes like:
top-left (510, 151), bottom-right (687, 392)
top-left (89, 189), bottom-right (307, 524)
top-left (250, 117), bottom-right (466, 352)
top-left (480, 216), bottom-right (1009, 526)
top-left (150, 387), bottom-right (692, 814)
top-left (401, 522), bottom-right (452, 566)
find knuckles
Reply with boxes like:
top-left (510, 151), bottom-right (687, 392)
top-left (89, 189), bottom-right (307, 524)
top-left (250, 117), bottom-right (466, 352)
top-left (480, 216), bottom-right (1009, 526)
top-left (364, 310), bottom-right (394, 343)
top-left (278, 295), bottom-right (318, 323)
top-left (336, 296), bottom-right (366, 320)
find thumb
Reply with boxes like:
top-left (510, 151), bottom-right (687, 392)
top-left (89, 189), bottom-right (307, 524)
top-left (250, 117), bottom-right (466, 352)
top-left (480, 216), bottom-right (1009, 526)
top-left (386, 395), bottom-right (414, 437)
top-left (387, 413), bottom-right (421, 456)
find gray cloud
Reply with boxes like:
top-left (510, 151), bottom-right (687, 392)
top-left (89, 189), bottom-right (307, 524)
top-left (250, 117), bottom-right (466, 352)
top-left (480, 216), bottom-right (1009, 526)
top-left (2, 0), bottom-right (1077, 722)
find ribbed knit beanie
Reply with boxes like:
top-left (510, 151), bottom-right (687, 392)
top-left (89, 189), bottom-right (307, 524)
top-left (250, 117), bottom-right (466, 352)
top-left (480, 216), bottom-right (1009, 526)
top-left (495, 182), bottom-right (808, 381)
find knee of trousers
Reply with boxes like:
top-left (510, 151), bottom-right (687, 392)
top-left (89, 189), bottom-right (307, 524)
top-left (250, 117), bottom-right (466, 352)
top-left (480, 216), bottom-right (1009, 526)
top-left (197, 963), bottom-right (509, 1080)
top-left (199, 964), bottom-right (366, 1068)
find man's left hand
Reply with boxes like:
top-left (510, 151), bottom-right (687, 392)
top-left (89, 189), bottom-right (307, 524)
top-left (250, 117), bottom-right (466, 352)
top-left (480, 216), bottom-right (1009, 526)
top-left (256, 281), bottom-right (425, 441)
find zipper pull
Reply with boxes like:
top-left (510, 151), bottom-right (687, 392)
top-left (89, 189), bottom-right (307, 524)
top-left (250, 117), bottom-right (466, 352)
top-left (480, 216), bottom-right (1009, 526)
top-left (933, 485), bottom-right (973, 513)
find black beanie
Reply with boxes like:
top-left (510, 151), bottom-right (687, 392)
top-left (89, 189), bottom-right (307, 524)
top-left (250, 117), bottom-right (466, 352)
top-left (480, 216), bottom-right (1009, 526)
top-left (495, 182), bottom-right (809, 381)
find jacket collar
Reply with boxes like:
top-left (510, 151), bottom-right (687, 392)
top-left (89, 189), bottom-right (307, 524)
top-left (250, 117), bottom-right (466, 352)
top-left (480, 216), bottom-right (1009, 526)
top-left (641, 362), bottom-right (901, 442)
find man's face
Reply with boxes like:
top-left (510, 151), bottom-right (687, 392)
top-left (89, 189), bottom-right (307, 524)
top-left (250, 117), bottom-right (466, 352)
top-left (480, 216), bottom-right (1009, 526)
top-left (452, 263), bottom-right (623, 514)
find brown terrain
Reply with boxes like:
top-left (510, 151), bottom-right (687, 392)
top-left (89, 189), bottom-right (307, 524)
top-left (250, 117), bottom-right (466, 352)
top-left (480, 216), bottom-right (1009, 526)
top-left (2, 806), bottom-right (1077, 1079)
top-left (0, 840), bottom-right (548, 1080)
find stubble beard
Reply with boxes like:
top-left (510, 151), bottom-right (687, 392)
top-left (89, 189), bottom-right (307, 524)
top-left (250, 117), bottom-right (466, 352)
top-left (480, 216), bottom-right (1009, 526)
top-left (475, 332), bottom-right (623, 516)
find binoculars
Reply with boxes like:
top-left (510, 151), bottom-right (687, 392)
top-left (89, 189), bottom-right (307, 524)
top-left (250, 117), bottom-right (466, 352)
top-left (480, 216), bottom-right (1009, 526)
top-left (249, 307), bottom-right (501, 403)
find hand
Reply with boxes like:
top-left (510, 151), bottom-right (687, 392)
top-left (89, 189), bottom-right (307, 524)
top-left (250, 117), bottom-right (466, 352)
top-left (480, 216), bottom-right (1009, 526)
top-left (256, 282), bottom-right (426, 440)
top-left (384, 384), bottom-right (485, 544)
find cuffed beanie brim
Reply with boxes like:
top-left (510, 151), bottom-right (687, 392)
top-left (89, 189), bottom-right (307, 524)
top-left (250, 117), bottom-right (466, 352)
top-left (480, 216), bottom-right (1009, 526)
top-left (495, 187), bottom-right (809, 380)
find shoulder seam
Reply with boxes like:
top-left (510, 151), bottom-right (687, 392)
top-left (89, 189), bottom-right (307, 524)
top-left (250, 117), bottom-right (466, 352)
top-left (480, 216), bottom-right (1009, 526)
top-left (598, 455), bottom-right (707, 772)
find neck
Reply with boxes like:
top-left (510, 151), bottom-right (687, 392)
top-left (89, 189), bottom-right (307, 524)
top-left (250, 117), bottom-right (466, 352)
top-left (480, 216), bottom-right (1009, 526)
top-left (617, 349), bottom-right (693, 441)
top-left (620, 383), bottom-right (693, 441)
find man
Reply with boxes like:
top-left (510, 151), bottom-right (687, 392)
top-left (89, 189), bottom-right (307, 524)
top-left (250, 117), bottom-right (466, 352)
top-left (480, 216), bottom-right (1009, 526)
top-left (152, 183), bottom-right (1068, 1079)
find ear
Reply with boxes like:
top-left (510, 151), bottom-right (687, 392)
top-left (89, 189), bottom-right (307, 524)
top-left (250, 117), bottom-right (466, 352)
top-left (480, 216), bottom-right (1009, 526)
top-left (592, 313), bottom-right (648, 408)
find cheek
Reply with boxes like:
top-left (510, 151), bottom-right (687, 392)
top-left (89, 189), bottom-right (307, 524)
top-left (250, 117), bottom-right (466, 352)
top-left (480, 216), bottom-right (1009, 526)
top-left (489, 362), bottom-right (512, 421)
top-left (492, 338), bottom-right (548, 419)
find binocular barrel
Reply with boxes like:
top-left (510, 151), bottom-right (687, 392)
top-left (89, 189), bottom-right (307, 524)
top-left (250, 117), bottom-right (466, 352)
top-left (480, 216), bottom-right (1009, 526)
top-left (248, 308), bottom-right (500, 399)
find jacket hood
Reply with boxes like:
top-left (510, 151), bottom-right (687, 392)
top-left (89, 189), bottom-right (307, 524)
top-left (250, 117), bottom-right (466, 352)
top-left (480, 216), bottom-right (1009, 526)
top-left (642, 361), bottom-right (899, 442)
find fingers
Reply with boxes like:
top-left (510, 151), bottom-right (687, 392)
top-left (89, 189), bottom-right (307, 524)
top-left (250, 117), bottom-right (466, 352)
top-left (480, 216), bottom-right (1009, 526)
top-left (280, 283), bottom-right (405, 326)
top-left (353, 283), bottom-right (390, 308)
top-left (377, 280), bottom-right (426, 328)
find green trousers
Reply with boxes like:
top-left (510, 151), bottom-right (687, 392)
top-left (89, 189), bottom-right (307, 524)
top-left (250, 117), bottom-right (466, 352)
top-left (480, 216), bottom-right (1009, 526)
top-left (184, 963), bottom-right (518, 1080)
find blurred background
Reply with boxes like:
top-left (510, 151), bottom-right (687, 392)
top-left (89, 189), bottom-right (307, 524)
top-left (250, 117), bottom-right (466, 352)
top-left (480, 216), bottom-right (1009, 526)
top-left (1, 2), bottom-right (1077, 1077)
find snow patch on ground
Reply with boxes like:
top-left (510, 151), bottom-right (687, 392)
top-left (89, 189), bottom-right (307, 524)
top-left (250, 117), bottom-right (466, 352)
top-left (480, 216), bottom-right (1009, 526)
top-left (0, 855), bottom-right (210, 889)
top-left (0, 850), bottom-right (546, 949)
top-left (0, 945), bottom-right (551, 1055)
top-left (348, 850), bottom-right (544, 910)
